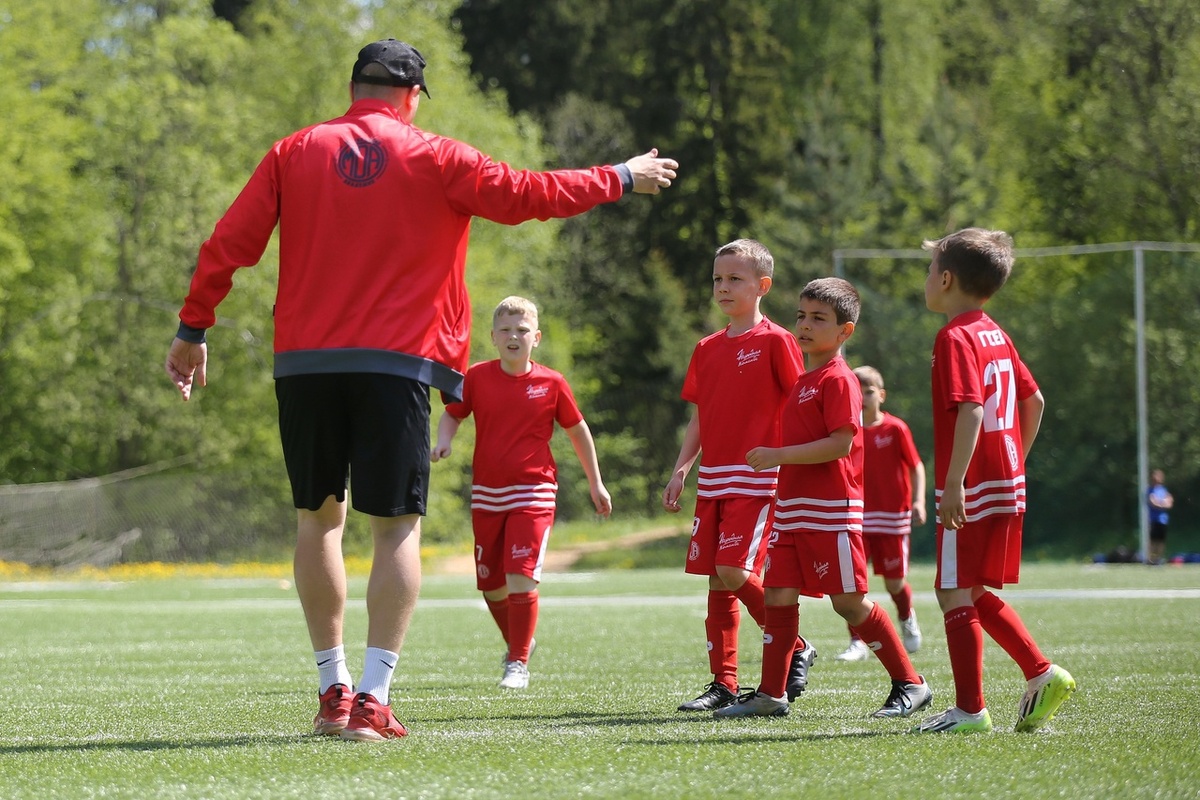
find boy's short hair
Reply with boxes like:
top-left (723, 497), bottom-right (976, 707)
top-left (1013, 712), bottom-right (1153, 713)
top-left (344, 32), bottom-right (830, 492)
top-left (800, 277), bottom-right (860, 324)
top-left (493, 295), bottom-right (539, 326)
top-left (922, 227), bottom-right (1014, 299)
top-left (853, 365), bottom-right (884, 390)
top-left (715, 238), bottom-right (774, 279)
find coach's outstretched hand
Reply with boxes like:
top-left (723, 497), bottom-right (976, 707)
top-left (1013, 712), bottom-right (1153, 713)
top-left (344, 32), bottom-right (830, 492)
top-left (625, 148), bottom-right (679, 195)
top-left (165, 337), bottom-right (207, 402)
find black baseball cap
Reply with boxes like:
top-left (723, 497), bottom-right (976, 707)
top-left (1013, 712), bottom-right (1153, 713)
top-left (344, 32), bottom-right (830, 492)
top-left (351, 39), bottom-right (430, 97)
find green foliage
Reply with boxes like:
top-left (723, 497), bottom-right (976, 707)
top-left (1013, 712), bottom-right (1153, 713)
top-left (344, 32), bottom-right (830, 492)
top-left (3, 0), bottom-right (1200, 560)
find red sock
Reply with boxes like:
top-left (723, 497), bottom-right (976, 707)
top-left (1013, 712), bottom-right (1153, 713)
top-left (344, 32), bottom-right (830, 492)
top-left (706, 590), bottom-right (740, 691)
top-left (890, 583), bottom-right (914, 620)
top-left (760, 604), bottom-right (799, 698)
top-left (850, 601), bottom-right (920, 685)
top-left (485, 596), bottom-right (510, 646)
top-left (730, 572), bottom-right (766, 628)
top-left (506, 590), bottom-right (538, 663)
top-left (975, 590), bottom-right (1051, 680)
top-left (944, 606), bottom-right (986, 713)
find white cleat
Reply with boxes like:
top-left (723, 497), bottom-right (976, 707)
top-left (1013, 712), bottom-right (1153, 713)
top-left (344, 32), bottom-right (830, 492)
top-left (835, 639), bottom-right (871, 662)
top-left (499, 659), bottom-right (530, 690)
top-left (901, 612), bottom-right (922, 654)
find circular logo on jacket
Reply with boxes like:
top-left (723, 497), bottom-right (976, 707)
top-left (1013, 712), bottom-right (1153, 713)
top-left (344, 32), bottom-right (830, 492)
top-left (336, 138), bottom-right (387, 187)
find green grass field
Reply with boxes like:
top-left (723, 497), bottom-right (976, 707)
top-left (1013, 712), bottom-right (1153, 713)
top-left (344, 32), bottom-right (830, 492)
top-left (2, 562), bottom-right (1198, 799)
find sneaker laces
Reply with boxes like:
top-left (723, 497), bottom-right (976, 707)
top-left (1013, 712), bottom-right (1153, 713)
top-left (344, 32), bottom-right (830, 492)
top-left (733, 688), bottom-right (760, 704)
top-left (697, 681), bottom-right (734, 699)
top-left (883, 680), bottom-right (916, 711)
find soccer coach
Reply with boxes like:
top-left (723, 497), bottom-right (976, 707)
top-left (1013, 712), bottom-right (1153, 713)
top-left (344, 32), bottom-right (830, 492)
top-left (165, 38), bottom-right (677, 740)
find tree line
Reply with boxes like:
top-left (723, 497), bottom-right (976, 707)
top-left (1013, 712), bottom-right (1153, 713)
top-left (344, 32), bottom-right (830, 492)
top-left (1, 0), bottom-right (1198, 558)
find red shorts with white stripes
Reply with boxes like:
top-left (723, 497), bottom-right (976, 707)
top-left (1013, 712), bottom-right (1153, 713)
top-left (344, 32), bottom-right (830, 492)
top-left (471, 506), bottom-right (555, 591)
top-left (684, 496), bottom-right (773, 576)
top-left (935, 514), bottom-right (1023, 589)
top-left (764, 529), bottom-right (869, 597)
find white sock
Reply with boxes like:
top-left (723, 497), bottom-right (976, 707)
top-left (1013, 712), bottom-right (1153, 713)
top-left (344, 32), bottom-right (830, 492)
top-left (315, 645), bottom-right (353, 693)
top-left (358, 647), bottom-right (399, 705)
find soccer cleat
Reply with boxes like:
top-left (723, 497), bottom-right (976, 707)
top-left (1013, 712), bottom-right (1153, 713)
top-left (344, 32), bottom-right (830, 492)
top-left (901, 611), bottom-right (922, 654)
top-left (786, 638), bottom-right (818, 700)
top-left (835, 639), bottom-right (871, 662)
top-left (499, 659), bottom-right (530, 690)
top-left (501, 637), bottom-right (537, 668)
top-left (1015, 665), bottom-right (1076, 732)
top-left (910, 706), bottom-right (993, 734)
top-left (340, 692), bottom-right (408, 741)
top-left (313, 683), bottom-right (353, 736)
top-left (713, 689), bottom-right (790, 718)
top-left (870, 677), bottom-right (932, 718)
top-left (677, 681), bottom-right (738, 712)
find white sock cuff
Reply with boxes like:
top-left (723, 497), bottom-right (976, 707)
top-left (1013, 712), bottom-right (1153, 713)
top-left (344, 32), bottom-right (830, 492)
top-left (359, 647), bottom-right (400, 705)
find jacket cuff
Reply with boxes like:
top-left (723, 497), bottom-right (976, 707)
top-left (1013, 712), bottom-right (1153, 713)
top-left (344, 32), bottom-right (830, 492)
top-left (176, 321), bottom-right (207, 344)
top-left (615, 164), bottom-right (633, 194)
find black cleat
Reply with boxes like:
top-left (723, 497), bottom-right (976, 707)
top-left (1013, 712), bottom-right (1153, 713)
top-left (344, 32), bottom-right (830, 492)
top-left (786, 638), bottom-right (818, 701)
top-left (678, 681), bottom-right (738, 712)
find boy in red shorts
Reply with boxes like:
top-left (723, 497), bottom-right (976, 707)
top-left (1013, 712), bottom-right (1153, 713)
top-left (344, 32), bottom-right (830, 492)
top-left (663, 239), bottom-right (811, 712)
top-left (715, 277), bottom-right (931, 719)
top-left (912, 228), bottom-right (1075, 733)
top-left (432, 296), bottom-right (612, 690)
top-left (834, 365), bottom-right (926, 662)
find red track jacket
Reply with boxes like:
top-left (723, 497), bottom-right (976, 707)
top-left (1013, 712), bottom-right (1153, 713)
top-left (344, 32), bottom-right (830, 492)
top-left (179, 98), bottom-right (626, 400)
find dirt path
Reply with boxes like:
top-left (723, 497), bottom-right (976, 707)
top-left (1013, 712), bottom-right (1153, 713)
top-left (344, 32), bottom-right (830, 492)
top-left (429, 525), bottom-right (686, 576)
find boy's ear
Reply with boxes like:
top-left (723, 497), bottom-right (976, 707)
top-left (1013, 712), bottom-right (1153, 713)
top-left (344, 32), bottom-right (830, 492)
top-left (758, 275), bottom-right (773, 296)
top-left (839, 321), bottom-right (856, 342)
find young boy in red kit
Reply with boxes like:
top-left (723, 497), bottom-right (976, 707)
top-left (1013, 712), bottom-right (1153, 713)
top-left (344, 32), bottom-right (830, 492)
top-left (432, 296), bottom-right (612, 690)
top-left (834, 365), bottom-right (926, 662)
top-left (912, 228), bottom-right (1075, 733)
top-left (663, 239), bottom-right (813, 712)
top-left (715, 278), bottom-right (932, 719)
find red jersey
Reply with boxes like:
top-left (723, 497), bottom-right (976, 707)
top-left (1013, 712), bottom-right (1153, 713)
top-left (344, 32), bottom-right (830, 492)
top-left (774, 356), bottom-right (864, 533)
top-left (179, 98), bottom-right (625, 401)
top-left (444, 361), bottom-right (584, 512)
top-left (862, 413), bottom-right (921, 535)
top-left (931, 310), bottom-right (1038, 521)
top-left (681, 318), bottom-right (803, 499)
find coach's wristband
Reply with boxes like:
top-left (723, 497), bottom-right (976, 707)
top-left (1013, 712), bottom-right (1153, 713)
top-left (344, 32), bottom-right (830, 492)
top-left (176, 322), bottom-right (207, 344)
top-left (615, 164), bottom-right (633, 194)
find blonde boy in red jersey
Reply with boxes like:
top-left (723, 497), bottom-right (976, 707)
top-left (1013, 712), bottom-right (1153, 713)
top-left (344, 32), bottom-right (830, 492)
top-left (715, 278), bottom-right (931, 719)
top-left (432, 296), bottom-right (611, 690)
top-left (912, 228), bottom-right (1075, 733)
top-left (663, 239), bottom-right (811, 712)
top-left (834, 365), bottom-right (927, 662)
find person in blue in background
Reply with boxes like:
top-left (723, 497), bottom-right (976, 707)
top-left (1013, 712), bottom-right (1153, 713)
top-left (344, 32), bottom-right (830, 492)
top-left (1147, 469), bottom-right (1174, 565)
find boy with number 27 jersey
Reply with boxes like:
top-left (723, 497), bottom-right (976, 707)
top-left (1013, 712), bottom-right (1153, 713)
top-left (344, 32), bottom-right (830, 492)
top-left (913, 227), bottom-right (1075, 735)
top-left (930, 315), bottom-right (1035, 527)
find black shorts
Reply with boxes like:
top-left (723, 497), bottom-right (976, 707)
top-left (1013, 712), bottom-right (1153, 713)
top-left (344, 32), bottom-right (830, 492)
top-left (276, 373), bottom-right (430, 517)
top-left (1150, 521), bottom-right (1169, 543)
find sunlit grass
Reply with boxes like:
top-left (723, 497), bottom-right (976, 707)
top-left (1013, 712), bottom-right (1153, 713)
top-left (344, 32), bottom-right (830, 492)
top-left (1, 564), bottom-right (1197, 798)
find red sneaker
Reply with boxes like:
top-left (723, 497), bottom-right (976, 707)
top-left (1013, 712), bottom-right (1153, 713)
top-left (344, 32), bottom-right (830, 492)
top-left (313, 683), bottom-right (353, 736)
top-left (340, 692), bottom-right (408, 741)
